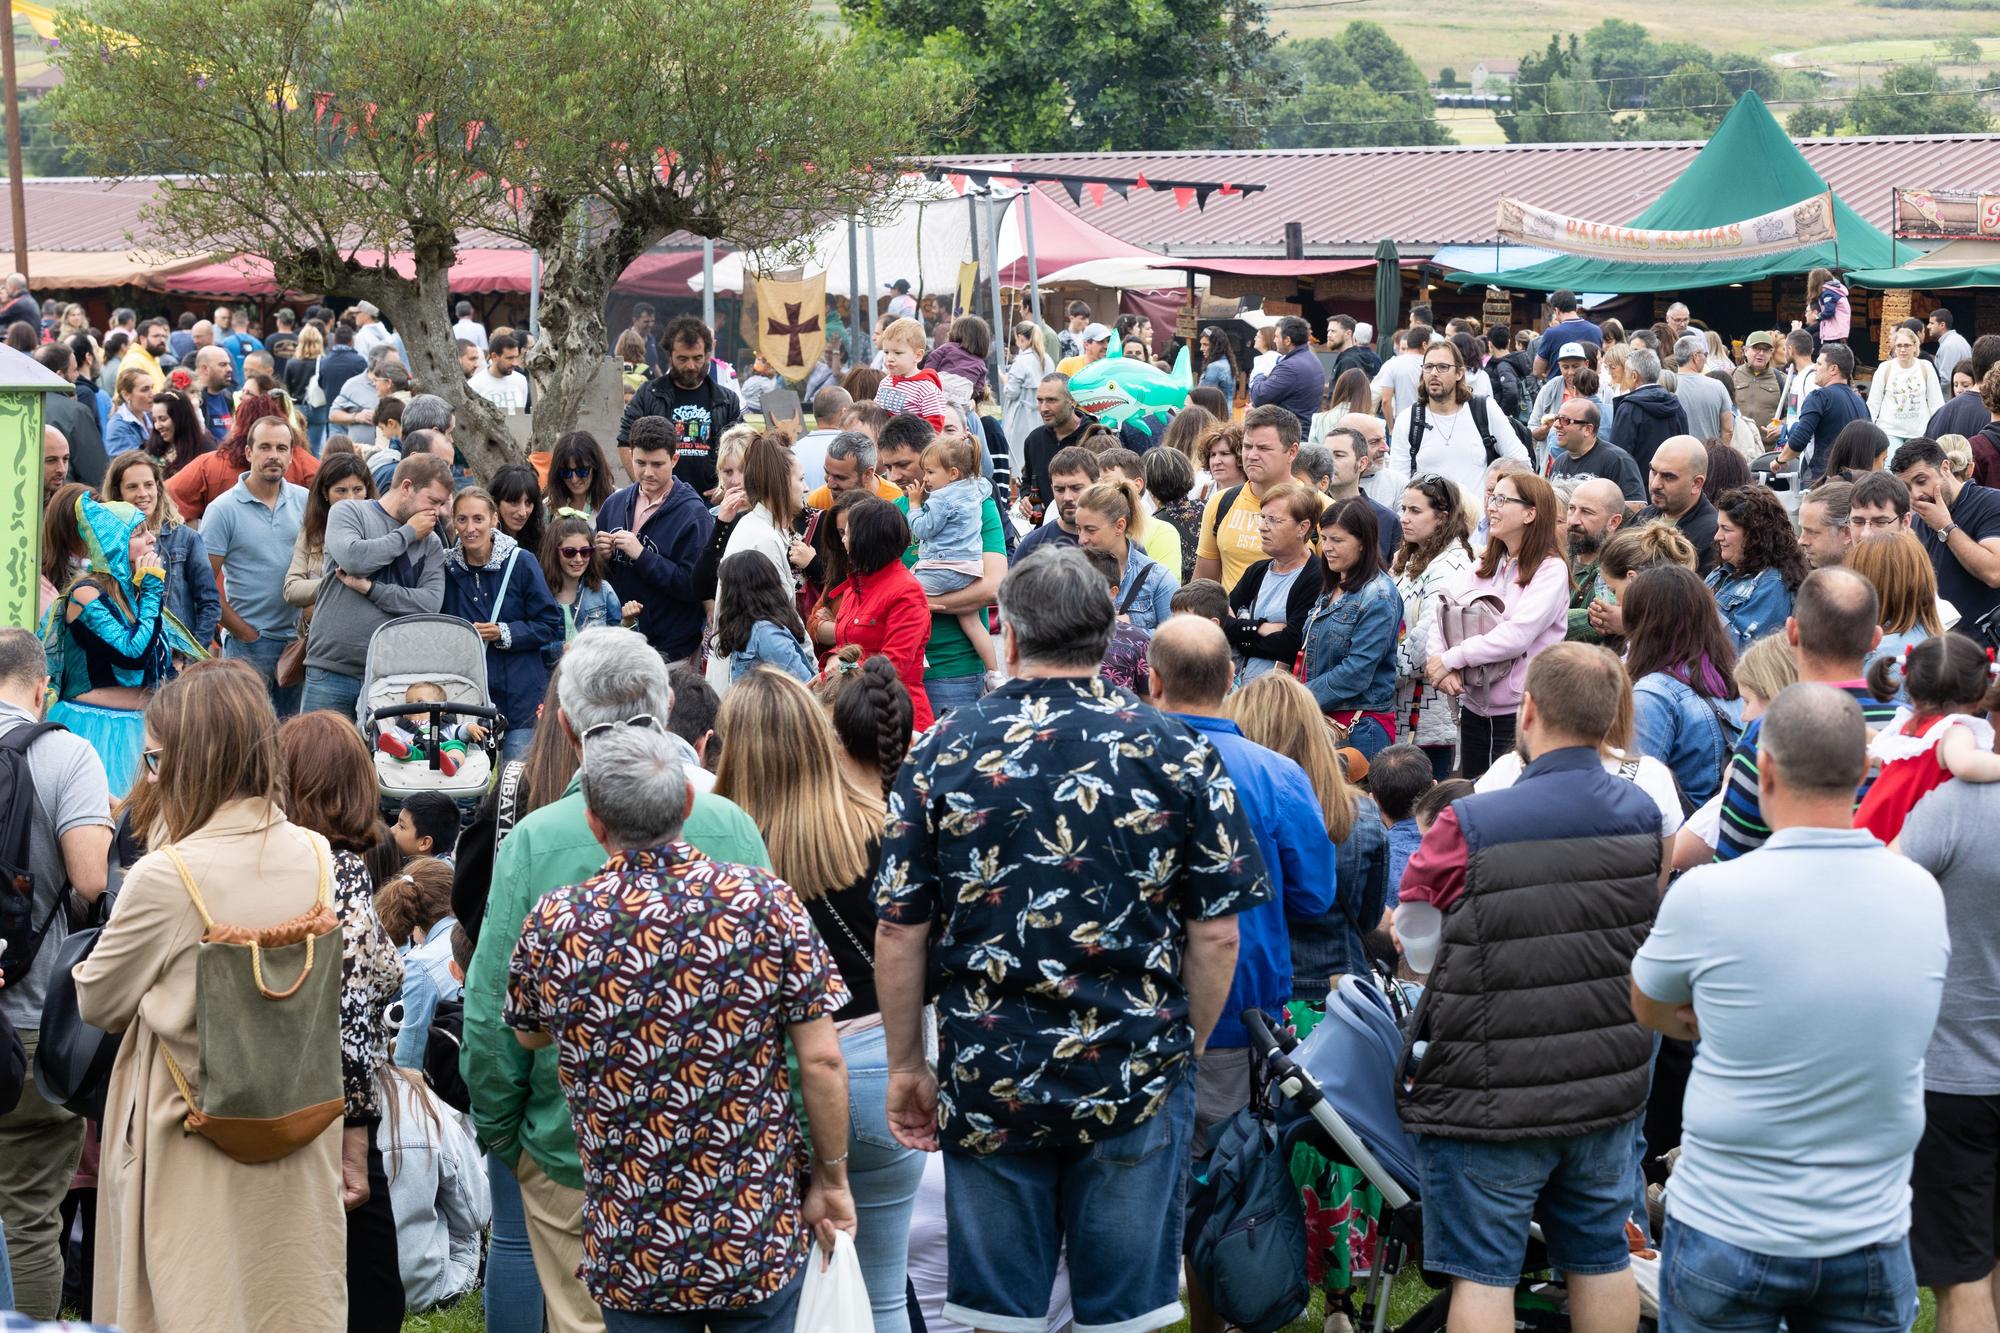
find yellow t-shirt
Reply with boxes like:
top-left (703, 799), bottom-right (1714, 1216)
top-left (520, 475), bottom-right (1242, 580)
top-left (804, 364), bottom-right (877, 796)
top-left (1139, 515), bottom-right (1182, 580)
top-left (807, 477), bottom-right (903, 511)
top-left (1196, 482), bottom-right (1328, 591)
top-left (1057, 354), bottom-right (1090, 378)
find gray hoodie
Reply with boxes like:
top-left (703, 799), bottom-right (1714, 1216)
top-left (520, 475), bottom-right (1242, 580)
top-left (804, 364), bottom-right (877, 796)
top-left (306, 497), bottom-right (446, 676)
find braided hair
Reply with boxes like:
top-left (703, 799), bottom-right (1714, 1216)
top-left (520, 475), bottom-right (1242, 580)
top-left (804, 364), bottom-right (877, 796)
top-left (831, 654), bottom-right (913, 797)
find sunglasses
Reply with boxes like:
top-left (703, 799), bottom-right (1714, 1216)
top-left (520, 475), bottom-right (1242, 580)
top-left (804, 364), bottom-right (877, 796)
top-left (143, 747), bottom-right (163, 773)
top-left (558, 545), bottom-right (593, 558)
top-left (581, 714), bottom-right (659, 743)
top-left (560, 466), bottom-right (594, 480)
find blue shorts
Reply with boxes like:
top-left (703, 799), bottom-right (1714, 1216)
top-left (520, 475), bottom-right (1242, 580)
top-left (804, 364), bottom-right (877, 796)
top-left (943, 1076), bottom-right (1194, 1333)
top-left (1415, 1121), bottom-right (1637, 1287)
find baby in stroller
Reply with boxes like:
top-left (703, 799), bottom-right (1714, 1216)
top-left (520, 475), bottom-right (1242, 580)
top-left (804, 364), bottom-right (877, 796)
top-left (377, 681), bottom-right (489, 777)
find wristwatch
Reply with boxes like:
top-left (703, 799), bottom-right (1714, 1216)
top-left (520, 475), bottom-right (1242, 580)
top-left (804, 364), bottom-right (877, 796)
top-left (1940, 522), bottom-right (1960, 541)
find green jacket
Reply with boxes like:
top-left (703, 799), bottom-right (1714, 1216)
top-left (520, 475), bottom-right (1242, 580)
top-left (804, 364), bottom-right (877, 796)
top-left (461, 775), bottom-right (770, 1188)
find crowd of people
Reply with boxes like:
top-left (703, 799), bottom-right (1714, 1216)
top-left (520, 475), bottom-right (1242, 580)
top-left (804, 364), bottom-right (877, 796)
top-left (2, 276), bottom-right (2000, 1333)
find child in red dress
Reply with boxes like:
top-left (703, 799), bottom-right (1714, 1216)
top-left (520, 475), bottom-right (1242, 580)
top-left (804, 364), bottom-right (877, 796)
top-left (1856, 634), bottom-right (2000, 844)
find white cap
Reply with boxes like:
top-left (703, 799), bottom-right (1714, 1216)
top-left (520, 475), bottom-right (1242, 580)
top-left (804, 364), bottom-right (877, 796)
top-left (1082, 323), bottom-right (1113, 343)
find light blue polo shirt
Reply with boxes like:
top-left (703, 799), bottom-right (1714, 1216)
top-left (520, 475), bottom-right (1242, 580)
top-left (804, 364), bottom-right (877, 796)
top-left (201, 475), bottom-right (309, 638)
top-left (1632, 827), bottom-right (1947, 1258)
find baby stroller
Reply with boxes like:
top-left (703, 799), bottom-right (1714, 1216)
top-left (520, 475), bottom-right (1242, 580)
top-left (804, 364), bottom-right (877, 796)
top-left (360, 615), bottom-right (507, 818)
top-left (1244, 975), bottom-right (1616, 1333)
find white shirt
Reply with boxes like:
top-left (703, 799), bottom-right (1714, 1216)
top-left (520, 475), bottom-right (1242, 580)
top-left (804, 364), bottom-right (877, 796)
top-left (1475, 748), bottom-right (1684, 838)
top-left (466, 368), bottom-right (530, 415)
top-left (452, 318), bottom-right (489, 352)
top-left (353, 321), bottom-right (394, 365)
top-left (1371, 350), bottom-right (1424, 416)
top-left (1383, 396), bottom-right (1530, 516)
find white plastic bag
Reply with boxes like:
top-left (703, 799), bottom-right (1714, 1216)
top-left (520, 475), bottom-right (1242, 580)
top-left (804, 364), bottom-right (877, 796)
top-left (794, 1231), bottom-right (871, 1333)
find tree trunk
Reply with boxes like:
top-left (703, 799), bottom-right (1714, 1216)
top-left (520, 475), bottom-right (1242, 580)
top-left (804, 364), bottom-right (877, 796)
top-left (524, 205), bottom-right (674, 458)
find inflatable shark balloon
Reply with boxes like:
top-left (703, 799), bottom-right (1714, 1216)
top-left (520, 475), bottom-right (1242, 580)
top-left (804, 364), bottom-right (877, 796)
top-left (1064, 346), bottom-right (1192, 440)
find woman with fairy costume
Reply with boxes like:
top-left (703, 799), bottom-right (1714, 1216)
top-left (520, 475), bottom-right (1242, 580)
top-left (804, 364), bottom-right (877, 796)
top-left (41, 490), bottom-right (207, 795)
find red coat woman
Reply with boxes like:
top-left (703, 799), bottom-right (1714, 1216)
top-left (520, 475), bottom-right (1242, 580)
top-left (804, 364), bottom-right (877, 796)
top-left (833, 497), bottom-right (934, 730)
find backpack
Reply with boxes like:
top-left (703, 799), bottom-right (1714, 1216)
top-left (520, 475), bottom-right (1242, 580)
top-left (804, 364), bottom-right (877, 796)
top-left (1407, 396), bottom-right (1500, 474)
top-left (0, 721), bottom-right (68, 991)
top-left (159, 839), bottom-right (346, 1164)
top-left (1435, 585), bottom-right (1514, 709)
top-left (1185, 1104), bottom-right (1309, 1333)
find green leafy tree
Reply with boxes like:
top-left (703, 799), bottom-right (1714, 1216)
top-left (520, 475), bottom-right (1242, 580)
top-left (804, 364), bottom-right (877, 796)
top-left (1642, 60), bottom-right (1730, 133)
top-left (1439, 66), bottom-right (1457, 88)
top-left (1265, 23), bottom-right (1448, 148)
top-left (1846, 62), bottom-right (1991, 133)
top-left (1497, 36), bottom-right (1613, 143)
top-left (51, 0), bottom-right (955, 472)
top-left (1937, 36), bottom-right (1982, 63)
top-left (843, 0), bottom-right (1272, 151)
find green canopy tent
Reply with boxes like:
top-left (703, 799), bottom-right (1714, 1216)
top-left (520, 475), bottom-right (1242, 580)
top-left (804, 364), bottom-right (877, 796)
top-left (1845, 239), bottom-right (2000, 290)
top-left (1447, 93), bottom-right (1900, 294)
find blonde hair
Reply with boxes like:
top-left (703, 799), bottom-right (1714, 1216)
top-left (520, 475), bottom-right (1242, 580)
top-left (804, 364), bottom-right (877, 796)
top-left (1229, 673), bottom-right (1356, 843)
top-left (1733, 633), bottom-right (1799, 709)
top-left (880, 317), bottom-right (928, 354)
top-left (1847, 530), bottom-right (1945, 638)
top-left (713, 668), bottom-right (885, 899)
top-left (1939, 433), bottom-right (1974, 480)
top-left (297, 324), bottom-right (325, 359)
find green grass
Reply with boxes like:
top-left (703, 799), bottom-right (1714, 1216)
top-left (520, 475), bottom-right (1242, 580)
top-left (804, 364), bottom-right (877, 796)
top-left (401, 1294), bottom-right (486, 1333)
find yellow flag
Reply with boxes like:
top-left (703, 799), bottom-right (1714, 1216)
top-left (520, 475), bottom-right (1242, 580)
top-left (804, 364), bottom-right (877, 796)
top-left (956, 262), bottom-right (977, 316)
top-left (753, 272), bottom-right (827, 378)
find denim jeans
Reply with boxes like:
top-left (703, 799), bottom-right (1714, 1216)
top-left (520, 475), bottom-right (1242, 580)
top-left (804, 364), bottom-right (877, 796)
top-left (601, 1265), bottom-right (802, 1333)
top-left (942, 1076), bottom-right (1194, 1333)
top-left (842, 1025), bottom-right (925, 1333)
top-left (484, 1154), bottom-right (545, 1333)
top-left (922, 673), bottom-right (984, 718)
top-left (300, 665), bottom-right (364, 726)
top-left (1459, 709), bottom-right (1517, 781)
top-left (1659, 1221), bottom-right (1918, 1332)
top-left (223, 633), bottom-right (302, 719)
top-left (1414, 1122), bottom-right (1636, 1288)
top-left (500, 724), bottom-right (535, 763)
top-left (1346, 715), bottom-right (1392, 762)
top-left (0, 1215), bottom-right (14, 1312)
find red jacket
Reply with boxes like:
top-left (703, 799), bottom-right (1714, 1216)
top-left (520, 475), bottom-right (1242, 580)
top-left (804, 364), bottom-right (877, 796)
top-left (835, 561), bottom-right (934, 730)
top-left (167, 445), bottom-right (320, 524)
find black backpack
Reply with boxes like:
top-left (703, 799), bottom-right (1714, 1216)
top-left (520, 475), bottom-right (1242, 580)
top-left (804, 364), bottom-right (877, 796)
top-left (424, 997), bottom-right (470, 1114)
top-left (1406, 396), bottom-right (1501, 474)
top-left (0, 722), bottom-right (68, 991)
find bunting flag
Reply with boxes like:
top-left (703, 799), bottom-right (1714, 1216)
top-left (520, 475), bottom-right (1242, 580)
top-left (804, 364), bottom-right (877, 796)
top-left (947, 172), bottom-right (968, 196)
top-left (1085, 181), bottom-right (1107, 208)
top-left (417, 111), bottom-right (434, 136)
top-left (464, 120), bottom-right (485, 151)
top-left (312, 91), bottom-right (333, 123)
top-left (752, 271), bottom-right (827, 376)
top-left (364, 102), bottom-right (376, 127)
top-left (655, 147), bottom-right (677, 184)
top-left (1195, 185), bottom-right (1216, 211)
top-left (1173, 186), bottom-right (1195, 211)
top-left (1106, 182), bottom-right (1128, 201)
top-left (1060, 178), bottom-right (1084, 206)
top-left (1132, 171), bottom-right (1150, 190)
top-left (1218, 182), bottom-right (1240, 196)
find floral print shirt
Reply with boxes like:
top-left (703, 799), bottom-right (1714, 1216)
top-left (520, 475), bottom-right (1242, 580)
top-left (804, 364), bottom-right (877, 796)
top-left (333, 848), bottom-right (402, 1121)
top-left (875, 676), bottom-right (1271, 1156)
top-left (506, 843), bottom-right (845, 1312)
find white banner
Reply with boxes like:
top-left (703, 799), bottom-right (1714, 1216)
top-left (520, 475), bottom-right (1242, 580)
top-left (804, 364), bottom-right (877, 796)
top-left (1494, 191), bottom-right (1836, 264)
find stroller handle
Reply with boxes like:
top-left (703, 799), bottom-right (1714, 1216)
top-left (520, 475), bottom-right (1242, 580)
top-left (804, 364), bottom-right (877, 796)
top-left (373, 701), bottom-right (508, 728)
top-left (1241, 1008), bottom-right (1298, 1061)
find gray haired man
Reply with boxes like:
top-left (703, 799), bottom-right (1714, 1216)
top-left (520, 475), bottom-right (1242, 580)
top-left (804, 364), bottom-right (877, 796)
top-left (463, 627), bottom-right (770, 1333)
top-left (875, 548), bottom-right (1271, 1333)
top-left (507, 723), bottom-right (855, 1328)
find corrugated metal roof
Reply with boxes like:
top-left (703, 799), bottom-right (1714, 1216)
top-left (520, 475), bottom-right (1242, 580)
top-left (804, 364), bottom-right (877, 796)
top-left (937, 135), bottom-right (2000, 257)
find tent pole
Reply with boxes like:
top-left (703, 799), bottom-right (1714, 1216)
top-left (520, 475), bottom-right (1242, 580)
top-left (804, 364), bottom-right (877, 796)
top-left (701, 238), bottom-right (717, 331)
top-left (1024, 189), bottom-right (1043, 334)
top-left (983, 191), bottom-right (1005, 389)
top-left (847, 215), bottom-right (863, 362)
top-left (966, 193), bottom-right (981, 320)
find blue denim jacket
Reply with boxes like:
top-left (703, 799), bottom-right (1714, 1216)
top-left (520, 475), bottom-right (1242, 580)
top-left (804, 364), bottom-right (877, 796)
top-left (1632, 671), bottom-right (1739, 807)
top-left (1299, 570), bottom-right (1402, 714)
top-left (544, 582), bottom-right (623, 667)
top-left (157, 522), bottom-right (220, 648)
top-left (730, 619), bottom-right (816, 684)
top-left (1706, 563), bottom-right (1794, 653)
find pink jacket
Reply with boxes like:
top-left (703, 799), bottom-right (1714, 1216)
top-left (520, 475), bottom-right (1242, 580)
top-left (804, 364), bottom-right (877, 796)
top-left (1438, 552), bottom-right (1570, 716)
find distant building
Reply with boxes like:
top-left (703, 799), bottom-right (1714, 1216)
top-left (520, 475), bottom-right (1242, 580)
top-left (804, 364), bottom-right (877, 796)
top-left (1471, 59), bottom-right (1520, 90)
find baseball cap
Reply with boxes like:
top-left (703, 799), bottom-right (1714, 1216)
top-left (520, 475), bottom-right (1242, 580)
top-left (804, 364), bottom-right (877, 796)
top-left (1745, 330), bottom-right (1775, 349)
top-left (1557, 341), bottom-right (1587, 361)
top-left (887, 278), bottom-right (911, 293)
top-left (1082, 322), bottom-right (1113, 343)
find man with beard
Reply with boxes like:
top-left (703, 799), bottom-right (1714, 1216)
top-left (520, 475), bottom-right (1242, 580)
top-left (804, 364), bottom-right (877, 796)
top-left (1797, 479), bottom-right (1855, 570)
top-left (203, 415), bottom-right (310, 715)
top-left (1564, 478), bottom-right (1627, 643)
top-left (121, 317), bottom-right (170, 390)
top-left (1326, 314), bottom-right (1379, 379)
top-left (1012, 446), bottom-right (1101, 564)
top-left (1019, 374), bottom-right (1094, 522)
top-left (616, 315), bottom-right (743, 492)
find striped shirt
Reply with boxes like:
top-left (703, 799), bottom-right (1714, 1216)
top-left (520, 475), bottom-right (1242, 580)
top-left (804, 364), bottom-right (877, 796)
top-left (1713, 681), bottom-right (1901, 861)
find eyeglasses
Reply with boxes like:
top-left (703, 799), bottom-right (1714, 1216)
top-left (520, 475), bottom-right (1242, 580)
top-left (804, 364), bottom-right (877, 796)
top-left (1486, 492), bottom-right (1530, 510)
top-left (558, 545), bottom-right (593, 559)
top-left (1556, 415), bottom-right (1595, 426)
top-left (1849, 513), bottom-right (1903, 531)
top-left (560, 466), bottom-right (594, 479)
top-left (1422, 363), bottom-right (1456, 373)
top-left (580, 714), bottom-right (660, 743)
top-left (143, 747), bottom-right (163, 773)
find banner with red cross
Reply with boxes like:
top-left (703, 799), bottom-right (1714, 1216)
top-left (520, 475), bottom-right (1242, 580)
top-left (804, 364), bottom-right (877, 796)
top-left (753, 271), bottom-right (827, 377)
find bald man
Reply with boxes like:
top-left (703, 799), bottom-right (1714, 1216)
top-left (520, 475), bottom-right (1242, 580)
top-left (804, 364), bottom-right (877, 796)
top-left (193, 344), bottom-right (237, 440)
top-left (41, 424), bottom-right (68, 503)
top-left (1565, 478), bottom-right (1628, 643)
top-left (1143, 615), bottom-right (1335, 1169)
top-left (1634, 435), bottom-right (1718, 573)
